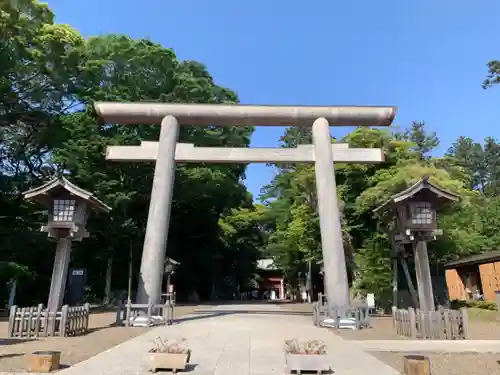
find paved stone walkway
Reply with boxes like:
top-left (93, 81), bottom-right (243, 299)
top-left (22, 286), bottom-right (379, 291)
top-left (5, 303), bottom-right (500, 375)
top-left (35, 303), bottom-right (399, 375)
top-left (354, 339), bottom-right (500, 353)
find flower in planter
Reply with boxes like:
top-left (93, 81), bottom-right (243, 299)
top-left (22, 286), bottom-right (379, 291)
top-left (284, 339), bottom-right (327, 355)
top-left (149, 337), bottom-right (190, 354)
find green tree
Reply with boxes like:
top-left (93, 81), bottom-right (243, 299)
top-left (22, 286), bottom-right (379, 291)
top-left (446, 136), bottom-right (500, 197)
top-left (0, 1), bottom-right (262, 304)
top-left (50, 34), bottom-right (257, 301)
top-left (400, 121), bottom-right (439, 160)
top-left (483, 60), bottom-right (500, 89)
top-left (0, 0), bottom-right (85, 304)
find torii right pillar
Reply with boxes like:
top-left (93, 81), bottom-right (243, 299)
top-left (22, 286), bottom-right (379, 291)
top-left (312, 117), bottom-right (350, 316)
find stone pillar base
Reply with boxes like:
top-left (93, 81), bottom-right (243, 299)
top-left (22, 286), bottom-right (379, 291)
top-left (320, 317), bottom-right (358, 330)
top-left (128, 315), bottom-right (165, 327)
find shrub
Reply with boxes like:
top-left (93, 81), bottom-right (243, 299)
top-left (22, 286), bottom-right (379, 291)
top-left (284, 339), bottom-right (327, 355)
top-left (149, 337), bottom-right (190, 354)
top-left (450, 299), bottom-right (498, 311)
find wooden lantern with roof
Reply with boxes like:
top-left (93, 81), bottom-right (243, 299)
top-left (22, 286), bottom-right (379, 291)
top-left (373, 175), bottom-right (459, 311)
top-left (23, 177), bottom-right (110, 311)
top-left (23, 176), bottom-right (111, 241)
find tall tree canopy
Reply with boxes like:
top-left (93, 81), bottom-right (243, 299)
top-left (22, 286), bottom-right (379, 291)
top-left (0, 0), bottom-right (261, 304)
top-left (261, 123), bottom-right (500, 305)
top-left (2, 1), bottom-right (500, 307)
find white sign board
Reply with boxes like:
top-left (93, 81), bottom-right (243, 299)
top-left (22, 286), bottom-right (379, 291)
top-left (72, 270), bottom-right (84, 276)
top-left (366, 293), bottom-right (375, 308)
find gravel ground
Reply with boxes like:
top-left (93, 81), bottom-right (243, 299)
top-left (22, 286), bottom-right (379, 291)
top-left (278, 302), bottom-right (500, 374)
top-left (0, 305), bottom-right (200, 372)
top-left (335, 315), bottom-right (500, 340)
top-left (371, 352), bottom-right (500, 375)
top-left (276, 302), bottom-right (500, 340)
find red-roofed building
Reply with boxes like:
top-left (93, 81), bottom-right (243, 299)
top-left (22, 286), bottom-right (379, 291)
top-left (256, 258), bottom-right (285, 300)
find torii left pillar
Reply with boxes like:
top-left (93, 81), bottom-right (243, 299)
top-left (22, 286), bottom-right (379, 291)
top-left (312, 117), bottom-right (350, 316)
top-left (136, 115), bottom-right (179, 306)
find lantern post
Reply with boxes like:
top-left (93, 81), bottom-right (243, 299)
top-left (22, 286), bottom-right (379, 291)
top-left (374, 176), bottom-right (458, 311)
top-left (23, 177), bottom-right (111, 312)
top-left (163, 257), bottom-right (179, 304)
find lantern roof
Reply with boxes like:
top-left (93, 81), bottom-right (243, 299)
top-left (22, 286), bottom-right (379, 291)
top-left (23, 177), bottom-right (111, 213)
top-left (373, 175), bottom-right (459, 216)
top-left (164, 257), bottom-right (180, 266)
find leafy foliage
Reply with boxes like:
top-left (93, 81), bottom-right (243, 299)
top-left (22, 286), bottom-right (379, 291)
top-left (450, 299), bottom-right (498, 311)
top-left (2, 0), bottom-right (500, 307)
top-left (262, 122), bottom-right (500, 300)
top-left (0, 0), bottom-right (258, 305)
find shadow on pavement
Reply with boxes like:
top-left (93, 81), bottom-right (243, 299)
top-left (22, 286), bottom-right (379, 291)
top-left (0, 338), bottom-right (37, 346)
top-left (194, 309), bottom-right (312, 316)
top-left (185, 363), bottom-right (198, 372)
top-left (174, 312), bottom-right (233, 324)
top-left (173, 308), bottom-right (312, 324)
top-left (0, 353), bottom-right (24, 359)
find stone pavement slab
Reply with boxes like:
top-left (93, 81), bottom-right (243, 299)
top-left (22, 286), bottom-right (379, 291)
top-left (0, 303), bottom-right (399, 375)
top-left (354, 339), bottom-right (500, 353)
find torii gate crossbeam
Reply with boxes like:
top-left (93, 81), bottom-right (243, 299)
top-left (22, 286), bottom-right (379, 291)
top-left (106, 142), bottom-right (384, 164)
top-left (94, 102), bottom-right (396, 320)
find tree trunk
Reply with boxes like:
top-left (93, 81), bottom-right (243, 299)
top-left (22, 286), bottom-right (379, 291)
top-left (8, 279), bottom-right (17, 308)
top-left (127, 244), bottom-right (133, 303)
top-left (103, 257), bottom-right (113, 305)
top-left (389, 233), bottom-right (399, 308)
top-left (392, 257), bottom-right (398, 308)
top-left (306, 259), bottom-right (313, 303)
top-left (298, 277), bottom-right (307, 302)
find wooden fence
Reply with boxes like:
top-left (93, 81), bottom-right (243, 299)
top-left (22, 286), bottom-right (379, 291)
top-left (62, 304), bottom-right (91, 336)
top-left (392, 306), bottom-right (469, 339)
top-left (8, 303), bottom-right (90, 338)
top-left (116, 293), bottom-right (176, 327)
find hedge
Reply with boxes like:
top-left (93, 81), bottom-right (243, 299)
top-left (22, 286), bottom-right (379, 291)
top-left (450, 299), bottom-right (498, 311)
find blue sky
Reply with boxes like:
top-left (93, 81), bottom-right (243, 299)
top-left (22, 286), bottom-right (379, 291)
top-left (47, 0), bottom-right (500, 199)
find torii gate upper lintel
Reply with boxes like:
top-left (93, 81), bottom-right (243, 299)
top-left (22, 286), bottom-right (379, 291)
top-left (94, 102), bottom-right (397, 318)
top-left (94, 102), bottom-right (396, 127)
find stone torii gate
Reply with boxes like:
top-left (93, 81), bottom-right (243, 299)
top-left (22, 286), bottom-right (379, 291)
top-left (94, 102), bottom-right (396, 316)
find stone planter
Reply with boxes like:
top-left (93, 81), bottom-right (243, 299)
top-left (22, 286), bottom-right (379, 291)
top-left (148, 351), bottom-right (190, 373)
top-left (285, 353), bottom-right (330, 375)
top-left (27, 351), bottom-right (61, 373)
